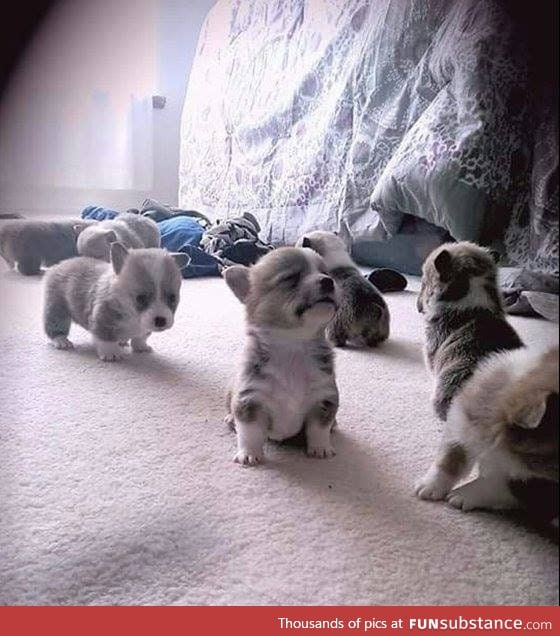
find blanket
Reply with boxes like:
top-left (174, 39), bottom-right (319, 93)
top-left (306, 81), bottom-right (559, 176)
top-left (179, 0), bottom-right (558, 283)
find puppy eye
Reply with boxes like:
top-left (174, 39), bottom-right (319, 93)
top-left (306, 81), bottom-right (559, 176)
top-left (167, 293), bottom-right (177, 305)
top-left (279, 272), bottom-right (300, 287)
top-left (135, 294), bottom-right (150, 310)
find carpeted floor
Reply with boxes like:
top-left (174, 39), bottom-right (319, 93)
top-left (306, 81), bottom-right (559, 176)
top-left (0, 265), bottom-right (558, 606)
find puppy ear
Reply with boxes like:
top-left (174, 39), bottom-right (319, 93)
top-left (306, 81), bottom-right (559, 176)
top-left (110, 241), bottom-right (129, 274)
top-left (338, 220), bottom-right (352, 248)
top-left (514, 395), bottom-right (549, 429)
top-left (223, 265), bottom-right (251, 303)
top-left (434, 249), bottom-right (453, 283)
top-left (301, 237), bottom-right (312, 249)
top-left (170, 252), bottom-right (190, 270)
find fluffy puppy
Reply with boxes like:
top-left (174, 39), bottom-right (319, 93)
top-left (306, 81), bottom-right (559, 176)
top-left (417, 242), bottom-right (523, 421)
top-left (296, 231), bottom-right (390, 347)
top-left (43, 244), bottom-right (189, 361)
top-left (0, 219), bottom-right (94, 275)
top-left (416, 345), bottom-right (558, 518)
top-left (224, 247), bottom-right (340, 465)
top-left (76, 213), bottom-right (160, 261)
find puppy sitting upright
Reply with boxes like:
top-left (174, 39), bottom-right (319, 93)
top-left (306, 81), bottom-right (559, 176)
top-left (44, 243), bottom-right (189, 361)
top-left (224, 247), bottom-right (340, 465)
top-left (415, 241), bottom-right (526, 502)
top-left (297, 231), bottom-right (389, 347)
top-left (416, 241), bottom-right (523, 423)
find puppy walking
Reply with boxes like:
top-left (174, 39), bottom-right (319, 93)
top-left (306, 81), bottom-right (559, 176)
top-left (44, 243), bottom-right (188, 361)
top-left (297, 231), bottom-right (389, 347)
top-left (412, 242), bottom-right (558, 514)
top-left (224, 247), bottom-right (340, 465)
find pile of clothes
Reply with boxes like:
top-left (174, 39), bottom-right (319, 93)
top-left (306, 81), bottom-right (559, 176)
top-left (81, 199), bottom-right (274, 278)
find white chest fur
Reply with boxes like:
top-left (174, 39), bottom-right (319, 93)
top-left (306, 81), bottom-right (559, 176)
top-left (239, 336), bottom-right (337, 441)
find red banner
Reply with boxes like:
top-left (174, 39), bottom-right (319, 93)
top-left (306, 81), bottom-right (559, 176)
top-left (1, 606), bottom-right (559, 635)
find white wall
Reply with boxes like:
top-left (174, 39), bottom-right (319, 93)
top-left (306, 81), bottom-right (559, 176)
top-left (0, 0), bottom-right (214, 216)
top-left (153, 0), bottom-right (215, 205)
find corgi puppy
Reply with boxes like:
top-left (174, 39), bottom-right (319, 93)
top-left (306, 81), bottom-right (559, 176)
top-left (297, 231), bottom-right (390, 347)
top-left (224, 247), bottom-right (340, 465)
top-left (416, 242), bottom-right (523, 421)
top-left (0, 219), bottom-right (95, 275)
top-left (76, 213), bottom-right (160, 261)
top-left (416, 345), bottom-right (558, 519)
top-left (43, 243), bottom-right (189, 361)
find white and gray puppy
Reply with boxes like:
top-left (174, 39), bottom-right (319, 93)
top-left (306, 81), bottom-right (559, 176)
top-left (416, 344), bottom-right (558, 519)
top-left (296, 231), bottom-right (389, 347)
top-left (224, 247), bottom-right (340, 465)
top-left (44, 244), bottom-right (189, 361)
top-left (0, 218), bottom-right (95, 275)
top-left (76, 213), bottom-right (160, 261)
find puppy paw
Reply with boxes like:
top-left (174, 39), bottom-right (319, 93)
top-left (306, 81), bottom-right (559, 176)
top-left (446, 478), bottom-right (515, 512)
top-left (131, 337), bottom-right (152, 353)
top-left (98, 351), bottom-right (125, 362)
top-left (132, 343), bottom-right (153, 353)
top-left (307, 445), bottom-right (336, 459)
top-left (414, 474), bottom-right (450, 501)
top-left (234, 450), bottom-right (264, 466)
top-left (51, 336), bottom-right (73, 350)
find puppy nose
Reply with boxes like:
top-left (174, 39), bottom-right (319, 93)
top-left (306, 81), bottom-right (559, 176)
top-left (320, 276), bottom-right (334, 293)
top-left (154, 316), bottom-right (167, 329)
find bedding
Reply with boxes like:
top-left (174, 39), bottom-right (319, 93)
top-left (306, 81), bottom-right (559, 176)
top-left (179, 0), bottom-right (558, 282)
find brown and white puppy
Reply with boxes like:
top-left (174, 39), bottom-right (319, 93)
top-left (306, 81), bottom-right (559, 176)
top-left (223, 247), bottom-right (340, 465)
top-left (416, 242), bottom-right (523, 422)
top-left (296, 231), bottom-right (390, 347)
top-left (416, 345), bottom-right (558, 518)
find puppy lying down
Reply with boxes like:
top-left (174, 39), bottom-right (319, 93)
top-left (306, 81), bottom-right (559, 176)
top-left (0, 218), bottom-right (95, 275)
top-left (223, 247), bottom-right (340, 465)
top-left (76, 212), bottom-right (160, 261)
top-left (297, 230), bottom-right (390, 347)
top-left (44, 243), bottom-right (189, 361)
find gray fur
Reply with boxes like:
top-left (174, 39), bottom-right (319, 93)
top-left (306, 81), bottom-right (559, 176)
top-left (223, 247), bottom-right (340, 464)
top-left (43, 246), bottom-right (187, 360)
top-left (76, 213), bottom-right (160, 261)
top-left (0, 219), bottom-right (95, 275)
top-left (418, 242), bottom-right (523, 420)
top-left (297, 231), bottom-right (390, 347)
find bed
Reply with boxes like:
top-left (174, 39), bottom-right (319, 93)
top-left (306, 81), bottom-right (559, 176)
top-left (179, 0), bottom-right (558, 284)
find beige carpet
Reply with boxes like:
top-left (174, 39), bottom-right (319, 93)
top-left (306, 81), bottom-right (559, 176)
top-left (0, 265), bottom-right (558, 605)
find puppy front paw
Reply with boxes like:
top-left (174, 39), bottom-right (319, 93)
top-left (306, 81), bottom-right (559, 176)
top-left (51, 336), bottom-right (73, 350)
top-left (414, 473), bottom-right (451, 501)
top-left (95, 340), bottom-right (125, 362)
top-left (307, 444), bottom-right (336, 459)
top-left (132, 342), bottom-right (153, 353)
top-left (98, 351), bottom-right (125, 362)
top-left (234, 450), bottom-right (264, 466)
